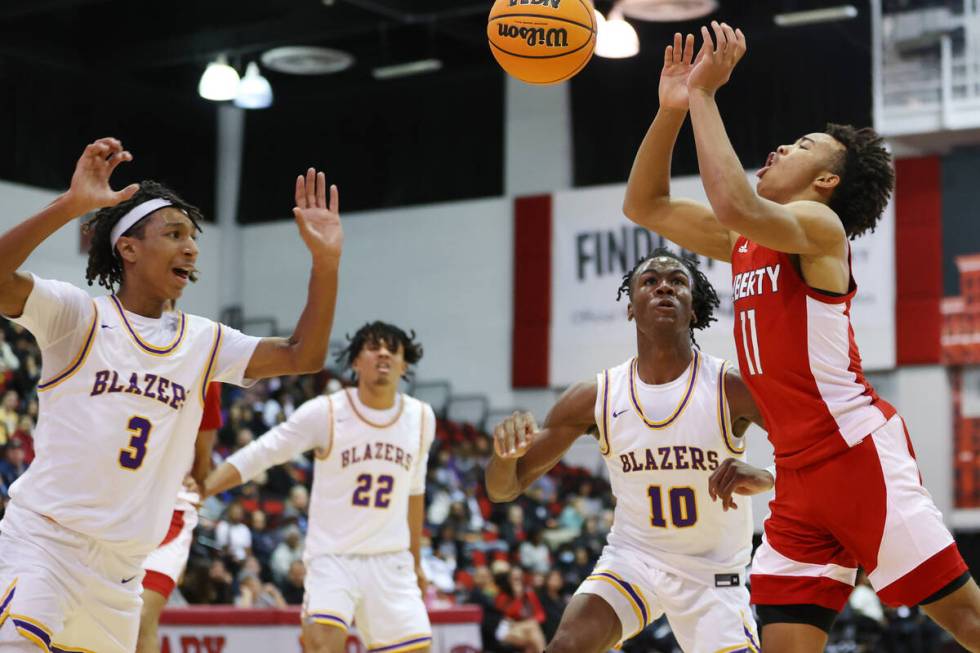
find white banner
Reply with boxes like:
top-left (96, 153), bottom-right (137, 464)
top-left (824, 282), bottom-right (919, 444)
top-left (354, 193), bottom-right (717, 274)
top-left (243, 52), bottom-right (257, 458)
top-left (158, 623), bottom-right (481, 653)
top-left (549, 178), bottom-right (895, 386)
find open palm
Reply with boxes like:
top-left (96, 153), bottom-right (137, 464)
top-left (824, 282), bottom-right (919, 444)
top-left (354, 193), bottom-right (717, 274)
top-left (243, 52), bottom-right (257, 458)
top-left (659, 32), bottom-right (696, 111)
top-left (293, 168), bottom-right (343, 263)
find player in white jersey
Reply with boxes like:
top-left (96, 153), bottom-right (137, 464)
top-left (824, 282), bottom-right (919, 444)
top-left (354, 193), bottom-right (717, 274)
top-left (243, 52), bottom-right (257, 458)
top-left (0, 138), bottom-right (344, 653)
top-left (487, 249), bottom-right (774, 653)
top-left (205, 321), bottom-right (435, 653)
top-left (136, 382), bottom-right (223, 653)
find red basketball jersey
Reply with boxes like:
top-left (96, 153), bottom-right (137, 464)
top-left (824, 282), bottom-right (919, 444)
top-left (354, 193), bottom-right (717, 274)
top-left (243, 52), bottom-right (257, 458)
top-left (729, 236), bottom-right (895, 469)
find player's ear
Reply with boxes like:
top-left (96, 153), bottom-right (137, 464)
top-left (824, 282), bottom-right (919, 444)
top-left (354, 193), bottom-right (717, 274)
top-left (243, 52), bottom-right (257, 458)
top-left (627, 302), bottom-right (635, 322)
top-left (814, 171), bottom-right (840, 191)
top-left (116, 237), bottom-right (139, 264)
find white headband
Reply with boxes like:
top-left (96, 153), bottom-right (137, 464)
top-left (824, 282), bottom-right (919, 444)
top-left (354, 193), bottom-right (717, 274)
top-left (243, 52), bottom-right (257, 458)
top-left (110, 198), bottom-right (173, 251)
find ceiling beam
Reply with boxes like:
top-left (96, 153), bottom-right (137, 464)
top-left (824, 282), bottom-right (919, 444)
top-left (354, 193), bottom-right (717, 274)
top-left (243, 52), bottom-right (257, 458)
top-left (96, 9), bottom-right (382, 70)
top-left (341, 0), bottom-right (488, 24)
top-left (0, 0), bottom-right (109, 20)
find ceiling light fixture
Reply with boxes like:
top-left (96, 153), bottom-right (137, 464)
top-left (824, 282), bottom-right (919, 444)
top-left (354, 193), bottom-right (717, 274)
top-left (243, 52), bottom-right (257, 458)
top-left (596, 8), bottom-right (640, 59)
top-left (774, 5), bottom-right (858, 27)
top-left (198, 55), bottom-right (240, 102)
top-left (234, 62), bottom-right (273, 109)
top-left (372, 58), bottom-right (443, 80)
top-left (619, 0), bottom-right (717, 22)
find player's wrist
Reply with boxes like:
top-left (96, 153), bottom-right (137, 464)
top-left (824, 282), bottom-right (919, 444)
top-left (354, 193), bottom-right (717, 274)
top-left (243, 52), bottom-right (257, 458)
top-left (689, 86), bottom-right (717, 100)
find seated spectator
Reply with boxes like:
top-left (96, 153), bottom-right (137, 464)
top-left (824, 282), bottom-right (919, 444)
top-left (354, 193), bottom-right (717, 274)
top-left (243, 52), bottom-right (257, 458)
top-left (282, 484), bottom-right (309, 533)
top-left (519, 528), bottom-right (551, 575)
top-left (11, 415), bottom-right (34, 464)
top-left (249, 509), bottom-right (277, 570)
top-left (0, 390), bottom-right (19, 436)
top-left (493, 567), bottom-right (546, 653)
top-left (215, 501), bottom-right (252, 564)
top-left (539, 569), bottom-right (567, 642)
top-left (235, 571), bottom-right (286, 608)
top-left (279, 559), bottom-right (306, 605)
top-left (0, 439), bottom-right (28, 489)
top-left (269, 525), bottom-right (304, 584)
top-left (206, 558), bottom-right (235, 605)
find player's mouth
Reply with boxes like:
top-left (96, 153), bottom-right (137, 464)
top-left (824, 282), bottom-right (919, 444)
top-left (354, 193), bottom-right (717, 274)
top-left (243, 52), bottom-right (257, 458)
top-left (654, 298), bottom-right (677, 313)
top-left (171, 266), bottom-right (196, 286)
top-left (757, 151), bottom-right (776, 178)
top-left (377, 362), bottom-right (391, 374)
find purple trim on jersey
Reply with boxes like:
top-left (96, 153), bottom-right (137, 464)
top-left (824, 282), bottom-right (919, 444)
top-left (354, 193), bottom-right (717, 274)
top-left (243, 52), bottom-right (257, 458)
top-left (13, 617), bottom-right (52, 650)
top-left (368, 635), bottom-right (433, 652)
top-left (591, 572), bottom-right (648, 626)
top-left (744, 623), bottom-right (760, 651)
top-left (310, 613), bottom-right (348, 629)
top-left (36, 307), bottom-right (98, 390)
top-left (600, 369), bottom-right (610, 454)
top-left (111, 295), bottom-right (186, 355)
top-left (628, 349), bottom-right (700, 430)
top-left (0, 582), bottom-right (14, 617)
top-left (200, 325), bottom-right (222, 404)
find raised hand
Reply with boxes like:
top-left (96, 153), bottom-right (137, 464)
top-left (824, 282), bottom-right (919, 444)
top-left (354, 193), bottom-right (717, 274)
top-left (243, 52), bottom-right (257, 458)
top-left (708, 457), bottom-right (774, 511)
top-left (293, 168), bottom-right (343, 264)
top-left (65, 138), bottom-right (139, 215)
top-left (688, 21), bottom-right (746, 95)
top-left (493, 411), bottom-right (538, 459)
top-left (660, 32), bottom-right (697, 111)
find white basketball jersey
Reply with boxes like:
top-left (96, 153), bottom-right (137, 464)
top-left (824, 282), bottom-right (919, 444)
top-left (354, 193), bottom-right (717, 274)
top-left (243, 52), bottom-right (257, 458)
top-left (307, 390), bottom-right (431, 557)
top-left (10, 294), bottom-right (240, 556)
top-left (596, 349), bottom-right (753, 583)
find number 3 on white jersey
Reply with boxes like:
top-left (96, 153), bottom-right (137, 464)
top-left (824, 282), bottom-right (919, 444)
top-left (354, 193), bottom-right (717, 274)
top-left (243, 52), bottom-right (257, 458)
top-left (739, 309), bottom-right (763, 375)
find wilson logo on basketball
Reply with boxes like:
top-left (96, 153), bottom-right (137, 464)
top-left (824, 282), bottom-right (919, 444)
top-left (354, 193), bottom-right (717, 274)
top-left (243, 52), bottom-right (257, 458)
top-left (496, 23), bottom-right (569, 48)
top-left (508, 0), bottom-right (562, 7)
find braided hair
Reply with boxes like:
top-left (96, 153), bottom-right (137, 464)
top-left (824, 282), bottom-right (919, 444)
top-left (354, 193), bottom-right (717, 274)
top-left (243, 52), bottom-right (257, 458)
top-left (616, 248), bottom-right (720, 342)
top-left (82, 180), bottom-right (203, 291)
top-left (335, 321), bottom-right (424, 381)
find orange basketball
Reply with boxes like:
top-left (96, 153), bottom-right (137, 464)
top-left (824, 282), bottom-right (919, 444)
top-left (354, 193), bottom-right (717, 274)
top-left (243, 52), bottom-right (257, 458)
top-left (487, 0), bottom-right (597, 85)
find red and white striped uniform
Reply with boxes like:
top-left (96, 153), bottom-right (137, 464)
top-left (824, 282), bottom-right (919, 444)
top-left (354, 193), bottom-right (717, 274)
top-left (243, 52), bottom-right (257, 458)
top-left (729, 237), bottom-right (894, 469)
top-left (731, 237), bottom-right (966, 610)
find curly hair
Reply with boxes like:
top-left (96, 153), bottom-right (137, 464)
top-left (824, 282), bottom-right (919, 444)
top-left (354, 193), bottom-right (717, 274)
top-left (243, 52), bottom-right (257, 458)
top-left (616, 248), bottom-right (720, 342)
top-left (824, 123), bottom-right (895, 240)
top-left (335, 321), bottom-right (424, 381)
top-left (82, 180), bottom-right (204, 291)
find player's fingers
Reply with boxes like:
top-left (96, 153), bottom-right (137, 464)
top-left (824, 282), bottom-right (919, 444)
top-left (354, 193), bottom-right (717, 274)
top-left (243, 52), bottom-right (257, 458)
top-left (683, 33), bottom-right (695, 64)
top-left (106, 150), bottom-right (133, 174)
top-left (673, 32), bottom-right (682, 63)
top-left (721, 23), bottom-right (738, 63)
top-left (316, 172), bottom-right (327, 208)
top-left (664, 45), bottom-right (672, 69)
top-left (113, 184), bottom-right (140, 205)
top-left (493, 424), bottom-right (506, 457)
top-left (305, 168), bottom-right (317, 208)
top-left (294, 175), bottom-right (306, 209)
top-left (707, 460), bottom-right (728, 501)
top-left (329, 184), bottom-right (340, 215)
top-left (698, 26), bottom-right (714, 60)
top-left (503, 417), bottom-right (519, 454)
top-left (711, 20), bottom-right (726, 53)
top-left (93, 137), bottom-right (123, 153)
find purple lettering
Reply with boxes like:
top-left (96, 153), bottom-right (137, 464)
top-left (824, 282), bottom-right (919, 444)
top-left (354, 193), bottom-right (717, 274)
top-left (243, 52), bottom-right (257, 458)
top-left (143, 374), bottom-right (158, 399)
top-left (91, 370), bottom-right (109, 396)
top-left (673, 446), bottom-right (690, 470)
top-left (157, 378), bottom-right (170, 405)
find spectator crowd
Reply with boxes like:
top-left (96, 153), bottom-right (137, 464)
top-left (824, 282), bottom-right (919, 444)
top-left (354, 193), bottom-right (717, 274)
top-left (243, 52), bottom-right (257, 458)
top-left (0, 319), bottom-right (968, 652)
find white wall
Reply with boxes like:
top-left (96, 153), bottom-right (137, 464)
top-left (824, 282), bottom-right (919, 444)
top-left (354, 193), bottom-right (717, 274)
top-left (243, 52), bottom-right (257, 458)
top-left (0, 179), bottom-right (225, 320)
top-left (241, 197), bottom-right (531, 410)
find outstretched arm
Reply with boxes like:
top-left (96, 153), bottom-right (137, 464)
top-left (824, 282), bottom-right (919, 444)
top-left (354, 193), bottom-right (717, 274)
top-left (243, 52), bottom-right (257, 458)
top-left (244, 169), bottom-right (344, 380)
top-left (687, 23), bottom-right (846, 256)
top-left (485, 382), bottom-right (597, 503)
top-left (623, 32), bottom-right (736, 263)
top-left (0, 138), bottom-right (139, 317)
top-left (204, 399), bottom-right (326, 497)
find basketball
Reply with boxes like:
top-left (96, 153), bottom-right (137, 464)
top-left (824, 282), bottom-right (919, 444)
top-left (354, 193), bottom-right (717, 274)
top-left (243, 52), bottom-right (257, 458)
top-left (487, 0), bottom-right (597, 85)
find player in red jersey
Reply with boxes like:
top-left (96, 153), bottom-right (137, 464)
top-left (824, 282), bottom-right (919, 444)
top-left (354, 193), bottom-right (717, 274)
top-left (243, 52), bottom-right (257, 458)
top-left (135, 382), bottom-right (222, 653)
top-left (622, 25), bottom-right (980, 652)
